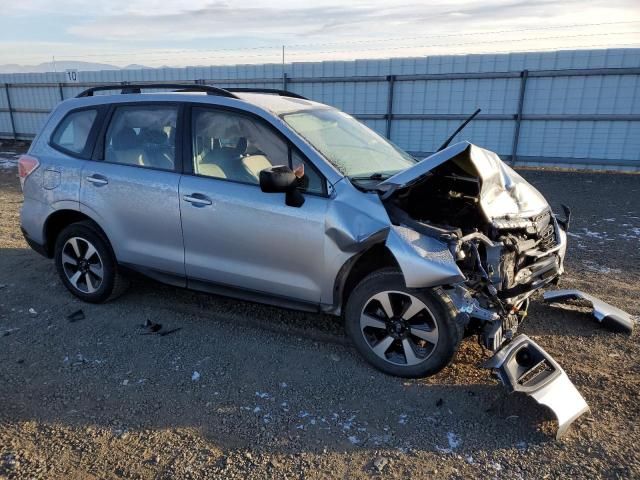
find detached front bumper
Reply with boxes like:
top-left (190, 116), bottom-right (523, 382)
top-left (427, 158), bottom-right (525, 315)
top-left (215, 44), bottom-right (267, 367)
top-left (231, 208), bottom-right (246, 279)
top-left (543, 289), bottom-right (635, 333)
top-left (484, 334), bottom-right (589, 439)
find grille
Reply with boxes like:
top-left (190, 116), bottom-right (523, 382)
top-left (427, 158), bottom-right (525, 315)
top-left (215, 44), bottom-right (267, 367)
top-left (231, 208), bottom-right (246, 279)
top-left (539, 223), bottom-right (556, 250)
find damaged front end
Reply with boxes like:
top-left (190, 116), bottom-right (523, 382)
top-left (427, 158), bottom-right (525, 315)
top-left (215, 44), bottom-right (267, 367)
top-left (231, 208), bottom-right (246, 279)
top-left (376, 142), bottom-right (569, 352)
top-left (362, 142), bottom-right (588, 437)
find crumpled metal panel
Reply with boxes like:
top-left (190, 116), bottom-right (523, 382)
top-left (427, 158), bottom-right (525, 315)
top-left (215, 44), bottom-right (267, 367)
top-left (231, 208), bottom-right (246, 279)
top-left (379, 141), bottom-right (550, 220)
top-left (324, 190), bottom-right (390, 253)
top-left (385, 225), bottom-right (464, 288)
top-left (484, 334), bottom-right (590, 439)
top-left (543, 289), bottom-right (635, 333)
top-left (320, 182), bottom-right (393, 306)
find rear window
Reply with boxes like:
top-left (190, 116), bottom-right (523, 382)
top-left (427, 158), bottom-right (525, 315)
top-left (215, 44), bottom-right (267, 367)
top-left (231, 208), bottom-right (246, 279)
top-left (51, 109), bottom-right (98, 155)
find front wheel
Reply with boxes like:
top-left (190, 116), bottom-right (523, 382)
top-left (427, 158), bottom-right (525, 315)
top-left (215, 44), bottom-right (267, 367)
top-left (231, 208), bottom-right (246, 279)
top-left (345, 269), bottom-right (462, 378)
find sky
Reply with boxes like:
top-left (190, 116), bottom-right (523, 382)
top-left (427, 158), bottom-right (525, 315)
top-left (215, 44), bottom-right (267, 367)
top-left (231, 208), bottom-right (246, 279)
top-left (0, 0), bottom-right (639, 68)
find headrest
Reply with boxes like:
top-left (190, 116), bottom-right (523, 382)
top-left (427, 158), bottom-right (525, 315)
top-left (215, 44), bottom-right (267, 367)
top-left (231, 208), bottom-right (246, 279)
top-left (233, 137), bottom-right (247, 156)
top-left (112, 128), bottom-right (139, 150)
top-left (140, 129), bottom-right (168, 145)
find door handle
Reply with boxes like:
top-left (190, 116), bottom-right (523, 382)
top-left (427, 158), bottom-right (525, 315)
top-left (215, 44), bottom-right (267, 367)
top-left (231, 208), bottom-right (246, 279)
top-left (86, 174), bottom-right (108, 186)
top-left (183, 194), bottom-right (212, 206)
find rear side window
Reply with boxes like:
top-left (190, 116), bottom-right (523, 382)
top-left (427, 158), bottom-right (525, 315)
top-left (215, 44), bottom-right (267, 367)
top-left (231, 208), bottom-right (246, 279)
top-left (51, 109), bottom-right (97, 155)
top-left (105, 106), bottom-right (178, 171)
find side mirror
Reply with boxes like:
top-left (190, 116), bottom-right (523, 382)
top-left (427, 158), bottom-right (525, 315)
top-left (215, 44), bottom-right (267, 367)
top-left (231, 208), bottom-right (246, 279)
top-left (259, 165), bottom-right (305, 207)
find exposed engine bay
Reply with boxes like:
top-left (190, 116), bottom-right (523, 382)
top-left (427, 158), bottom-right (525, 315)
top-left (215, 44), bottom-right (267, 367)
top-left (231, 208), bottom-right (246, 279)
top-left (375, 142), bottom-right (569, 352)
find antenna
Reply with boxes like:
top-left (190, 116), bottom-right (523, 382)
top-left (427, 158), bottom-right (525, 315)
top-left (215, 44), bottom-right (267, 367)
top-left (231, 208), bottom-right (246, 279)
top-left (437, 108), bottom-right (481, 152)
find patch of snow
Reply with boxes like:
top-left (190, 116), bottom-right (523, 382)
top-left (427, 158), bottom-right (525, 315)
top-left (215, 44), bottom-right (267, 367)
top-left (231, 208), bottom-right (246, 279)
top-left (0, 155), bottom-right (18, 170)
top-left (341, 414), bottom-right (356, 430)
top-left (447, 432), bottom-right (461, 450)
top-left (253, 406), bottom-right (262, 413)
top-left (582, 260), bottom-right (621, 274)
top-left (191, 371), bottom-right (201, 382)
top-left (255, 391), bottom-right (270, 399)
top-left (398, 413), bottom-right (409, 425)
top-left (347, 435), bottom-right (360, 444)
top-left (435, 446), bottom-right (452, 454)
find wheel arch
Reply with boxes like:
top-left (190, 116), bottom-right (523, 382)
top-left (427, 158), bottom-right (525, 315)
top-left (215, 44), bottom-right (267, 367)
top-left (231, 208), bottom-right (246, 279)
top-left (332, 243), bottom-right (400, 314)
top-left (43, 209), bottom-right (110, 257)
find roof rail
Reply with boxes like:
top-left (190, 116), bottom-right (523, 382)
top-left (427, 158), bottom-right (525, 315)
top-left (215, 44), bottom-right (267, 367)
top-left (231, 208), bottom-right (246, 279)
top-left (76, 83), bottom-right (239, 99)
top-left (224, 88), bottom-right (308, 100)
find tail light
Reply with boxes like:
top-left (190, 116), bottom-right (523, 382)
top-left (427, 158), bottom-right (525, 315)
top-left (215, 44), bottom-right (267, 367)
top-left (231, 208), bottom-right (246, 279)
top-left (18, 154), bottom-right (40, 190)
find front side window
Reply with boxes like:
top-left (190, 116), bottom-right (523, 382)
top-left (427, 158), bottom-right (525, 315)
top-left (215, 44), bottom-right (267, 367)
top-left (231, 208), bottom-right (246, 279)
top-left (51, 109), bottom-right (97, 155)
top-left (192, 108), bottom-right (288, 184)
top-left (283, 108), bottom-right (416, 179)
top-left (291, 150), bottom-right (325, 195)
top-left (105, 106), bottom-right (177, 170)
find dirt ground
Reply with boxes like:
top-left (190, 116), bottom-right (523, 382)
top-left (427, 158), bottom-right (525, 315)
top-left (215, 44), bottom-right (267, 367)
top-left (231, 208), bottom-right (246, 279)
top-left (1, 143), bottom-right (639, 479)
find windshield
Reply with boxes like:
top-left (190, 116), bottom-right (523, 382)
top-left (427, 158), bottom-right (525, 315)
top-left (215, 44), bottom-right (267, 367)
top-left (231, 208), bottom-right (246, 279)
top-left (282, 109), bottom-right (415, 178)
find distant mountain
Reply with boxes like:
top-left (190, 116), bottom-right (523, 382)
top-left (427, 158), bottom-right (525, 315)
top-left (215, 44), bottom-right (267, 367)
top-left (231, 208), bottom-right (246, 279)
top-left (123, 64), bottom-right (153, 70)
top-left (0, 61), bottom-right (152, 74)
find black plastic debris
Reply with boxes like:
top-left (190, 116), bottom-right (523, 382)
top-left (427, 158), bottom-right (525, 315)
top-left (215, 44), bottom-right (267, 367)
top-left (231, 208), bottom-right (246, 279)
top-left (67, 309), bottom-right (85, 322)
top-left (139, 320), bottom-right (180, 337)
top-left (141, 319), bottom-right (162, 333)
top-left (158, 327), bottom-right (182, 337)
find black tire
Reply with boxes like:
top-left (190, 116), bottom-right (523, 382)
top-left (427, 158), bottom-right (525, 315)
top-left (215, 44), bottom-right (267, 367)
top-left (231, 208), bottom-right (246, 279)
top-left (54, 221), bottom-right (128, 303)
top-left (344, 268), bottom-right (462, 378)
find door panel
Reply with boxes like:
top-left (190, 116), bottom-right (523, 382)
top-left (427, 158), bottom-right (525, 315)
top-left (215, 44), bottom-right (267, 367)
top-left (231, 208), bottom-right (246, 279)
top-left (80, 103), bottom-right (185, 278)
top-left (81, 162), bottom-right (185, 277)
top-left (180, 176), bottom-right (327, 303)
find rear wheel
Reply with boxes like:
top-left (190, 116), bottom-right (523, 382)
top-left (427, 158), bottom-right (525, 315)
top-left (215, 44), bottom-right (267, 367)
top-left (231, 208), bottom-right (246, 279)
top-left (345, 269), bottom-right (461, 378)
top-left (54, 221), bottom-right (128, 303)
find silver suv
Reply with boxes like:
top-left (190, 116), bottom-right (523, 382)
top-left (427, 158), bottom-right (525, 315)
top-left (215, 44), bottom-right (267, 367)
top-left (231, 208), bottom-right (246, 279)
top-left (19, 84), bottom-right (568, 378)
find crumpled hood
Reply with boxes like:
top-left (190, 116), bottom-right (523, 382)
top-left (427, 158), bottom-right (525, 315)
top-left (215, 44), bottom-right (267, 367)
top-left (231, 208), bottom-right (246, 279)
top-left (379, 141), bottom-right (550, 220)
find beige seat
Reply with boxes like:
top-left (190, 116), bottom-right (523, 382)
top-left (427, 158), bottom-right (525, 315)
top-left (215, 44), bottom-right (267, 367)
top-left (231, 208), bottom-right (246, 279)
top-left (242, 154), bottom-right (272, 181)
top-left (109, 127), bottom-right (144, 166)
top-left (196, 162), bottom-right (226, 179)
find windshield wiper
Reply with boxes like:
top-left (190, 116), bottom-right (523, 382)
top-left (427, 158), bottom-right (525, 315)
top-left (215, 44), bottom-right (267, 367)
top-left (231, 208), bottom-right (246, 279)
top-left (350, 172), bottom-right (389, 181)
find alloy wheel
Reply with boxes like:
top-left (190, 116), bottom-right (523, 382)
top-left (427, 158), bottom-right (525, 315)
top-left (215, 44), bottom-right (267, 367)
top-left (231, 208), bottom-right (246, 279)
top-left (61, 237), bottom-right (104, 294)
top-left (360, 290), bottom-right (439, 366)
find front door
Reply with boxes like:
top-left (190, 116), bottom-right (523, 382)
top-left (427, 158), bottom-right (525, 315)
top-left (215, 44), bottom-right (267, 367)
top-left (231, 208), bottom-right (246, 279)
top-left (180, 106), bottom-right (328, 303)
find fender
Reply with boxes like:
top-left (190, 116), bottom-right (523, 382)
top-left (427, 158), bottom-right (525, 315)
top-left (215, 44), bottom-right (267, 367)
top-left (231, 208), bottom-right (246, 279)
top-left (385, 224), bottom-right (465, 288)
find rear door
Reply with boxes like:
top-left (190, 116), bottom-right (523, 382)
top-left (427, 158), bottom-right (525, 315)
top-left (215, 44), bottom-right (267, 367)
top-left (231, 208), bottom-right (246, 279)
top-left (179, 106), bottom-right (328, 303)
top-left (80, 103), bottom-right (186, 280)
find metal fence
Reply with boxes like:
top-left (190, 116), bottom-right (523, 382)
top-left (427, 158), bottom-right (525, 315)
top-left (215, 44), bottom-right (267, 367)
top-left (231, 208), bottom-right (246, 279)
top-left (1, 48), bottom-right (639, 171)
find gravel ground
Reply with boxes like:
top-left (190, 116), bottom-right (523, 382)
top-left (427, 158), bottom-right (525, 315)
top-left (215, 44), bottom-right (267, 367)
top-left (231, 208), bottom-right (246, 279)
top-left (1, 142), bottom-right (639, 479)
